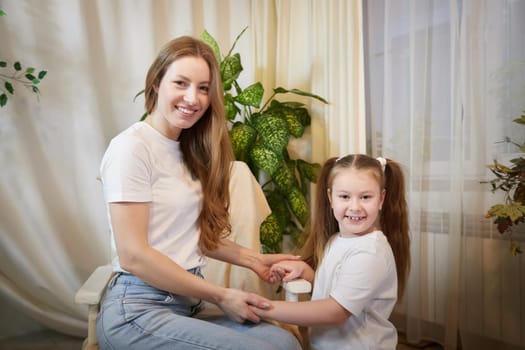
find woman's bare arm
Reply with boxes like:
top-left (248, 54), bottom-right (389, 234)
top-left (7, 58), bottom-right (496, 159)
top-left (110, 202), bottom-right (270, 323)
top-left (204, 238), bottom-right (300, 283)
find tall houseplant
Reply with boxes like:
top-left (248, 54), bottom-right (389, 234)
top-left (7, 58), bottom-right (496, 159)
top-left (200, 29), bottom-right (328, 253)
top-left (483, 111), bottom-right (525, 255)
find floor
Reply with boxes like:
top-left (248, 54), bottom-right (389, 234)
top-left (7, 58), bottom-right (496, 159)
top-left (0, 331), bottom-right (82, 350)
top-left (0, 330), bottom-right (444, 350)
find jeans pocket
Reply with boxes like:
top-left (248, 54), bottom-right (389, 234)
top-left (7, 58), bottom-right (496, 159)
top-left (122, 291), bottom-right (201, 320)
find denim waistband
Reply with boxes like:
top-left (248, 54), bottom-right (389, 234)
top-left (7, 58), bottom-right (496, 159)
top-left (108, 266), bottom-right (203, 289)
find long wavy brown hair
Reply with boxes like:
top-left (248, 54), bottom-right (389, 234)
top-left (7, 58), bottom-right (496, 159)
top-left (301, 154), bottom-right (411, 298)
top-left (144, 36), bottom-right (234, 251)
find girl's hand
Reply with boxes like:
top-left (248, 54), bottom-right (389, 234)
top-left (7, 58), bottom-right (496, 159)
top-left (270, 260), bottom-right (308, 282)
top-left (217, 288), bottom-right (271, 323)
top-left (251, 253), bottom-right (301, 283)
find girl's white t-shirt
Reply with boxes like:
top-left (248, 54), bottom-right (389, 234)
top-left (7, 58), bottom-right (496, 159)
top-left (310, 231), bottom-right (398, 350)
top-left (100, 122), bottom-right (205, 272)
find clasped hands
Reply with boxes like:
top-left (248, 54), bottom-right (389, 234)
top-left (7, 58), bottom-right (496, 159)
top-left (219, 253), bottom-right (304, 324)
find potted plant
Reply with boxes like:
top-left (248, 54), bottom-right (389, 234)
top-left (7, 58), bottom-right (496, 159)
top-left (200, 28), bottom-right (328, 253)
top-left (483, 111), bottom-right (525, 255)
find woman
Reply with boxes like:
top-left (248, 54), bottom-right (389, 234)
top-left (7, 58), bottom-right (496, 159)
top-left (96, 35), bottom-right (302, 350)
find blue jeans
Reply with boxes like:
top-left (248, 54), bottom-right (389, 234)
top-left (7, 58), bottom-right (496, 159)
top-left (96, 270), bottom-right (302, 350)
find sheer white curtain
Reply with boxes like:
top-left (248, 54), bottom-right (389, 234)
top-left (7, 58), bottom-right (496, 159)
top-left (0, 0), bottom-right (363, 338)
top-left (365, 0), bottom-right (525, 349)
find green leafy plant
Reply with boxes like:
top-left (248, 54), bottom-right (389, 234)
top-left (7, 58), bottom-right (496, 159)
top-left (0, 9), bottom-right (47, 107)
top-left (199, 28), bottom-right (328, 253)
top-left (483, 112), bottom-right (525, 255)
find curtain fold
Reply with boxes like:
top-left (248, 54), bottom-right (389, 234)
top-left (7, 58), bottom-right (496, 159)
top-left (0, 0), bottom-right (363, 337)
top-left (311, 0), bottom-right (366, 159)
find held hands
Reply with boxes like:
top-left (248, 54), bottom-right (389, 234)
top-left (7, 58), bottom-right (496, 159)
top-left (217, 288), bottom-right (271, 324)
top-left (270, 260), bottom-right (309, 282)
top-left (251, 253), bottom-right (301, 284)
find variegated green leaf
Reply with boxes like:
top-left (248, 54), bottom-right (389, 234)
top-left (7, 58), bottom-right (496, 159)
top-left (220, 53), bottom-right (242, 91)
top-left (297, 159), bottom-right (321, 183)
top-left (230, 122), bottom-right (256, 159)
top-left (199, 30), bottom-right (222, 65)
top-left (260, 213), bottom-right (283, 252)
top-left (287, 187), bottom-right (309, 226)
top-left (273, 163), bottom-right (298, 193)
top-left (254, 116), bottom-right (289, 153)
top-left (234, 82), bottom-right (264, 108)
top-left (250, 145), bottom-right (280, 176)
top-left (265, 190), bottom-right (291, 228)
top-left (273, 86), bottom-right (329, 104)
top-left (224, 93), bottom-right (240, 120)
top-left (267, 100), bottom-right (311, 129)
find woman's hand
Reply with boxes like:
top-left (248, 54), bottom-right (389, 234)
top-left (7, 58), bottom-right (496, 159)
top-left (217, 288), bottom-right (271, 324)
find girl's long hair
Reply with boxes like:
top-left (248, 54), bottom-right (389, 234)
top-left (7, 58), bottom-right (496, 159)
top-left (144, 36), bottom-right (234, 251)
top-left (301, 154), bottom-right (410, 298)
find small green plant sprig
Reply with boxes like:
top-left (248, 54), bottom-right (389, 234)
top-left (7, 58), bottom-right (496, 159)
top-left (200, 28), bottom-right (328, 253)
top-left (0, 60), bottom-right (47, 107)
top-left (0, 9), bottom-right (47, 107)
top-left (483, 112), bottom-right (525, 255)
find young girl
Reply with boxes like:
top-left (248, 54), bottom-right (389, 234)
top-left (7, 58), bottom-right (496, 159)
top-left (252, 154), bottom-right (410, 350)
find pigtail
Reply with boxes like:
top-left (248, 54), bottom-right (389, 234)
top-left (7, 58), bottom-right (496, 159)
top-left (301, 157), bottom-right (339, 270)
top-left (381, 160), bottom-right (410, 298)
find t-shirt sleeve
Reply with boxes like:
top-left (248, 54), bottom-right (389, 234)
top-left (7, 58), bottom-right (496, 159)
top-left (330, 251), bottom-right (388, 317)
top-left (100, 134), bottom-right (153, 203)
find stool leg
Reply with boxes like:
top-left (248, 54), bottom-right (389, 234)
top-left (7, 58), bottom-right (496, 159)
top-left (85, 304), bottom-right (99, 349)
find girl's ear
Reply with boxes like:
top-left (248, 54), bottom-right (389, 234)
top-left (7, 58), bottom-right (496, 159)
top-left (379, 189), bottom-right (386, 210)
top-left (327, 188), bottom-right (333, 207)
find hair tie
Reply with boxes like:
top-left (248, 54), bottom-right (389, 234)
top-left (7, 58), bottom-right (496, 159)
top-left (376, 157), bottom-right (387, 172)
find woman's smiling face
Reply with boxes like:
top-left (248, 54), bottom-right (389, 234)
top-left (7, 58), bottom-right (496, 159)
top-left (149, 56), bottom-right (211, 140)
top-left (328, 168), bottom-right (385, 237)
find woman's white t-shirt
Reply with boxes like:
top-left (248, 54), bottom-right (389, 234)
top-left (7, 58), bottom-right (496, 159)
top-left (309, 231), bottom-right (398, 350)
top-left (100, 122), bottom-right (205, 272)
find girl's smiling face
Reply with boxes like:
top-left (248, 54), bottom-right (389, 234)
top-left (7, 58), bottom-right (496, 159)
top-left (328, 168), bottom-right (385, 237)
top-left (149, 56), bottom-right (211, 140)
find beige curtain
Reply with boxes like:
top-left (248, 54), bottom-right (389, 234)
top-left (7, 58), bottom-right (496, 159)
top-left (0, 0), bottom-right (363, 337)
